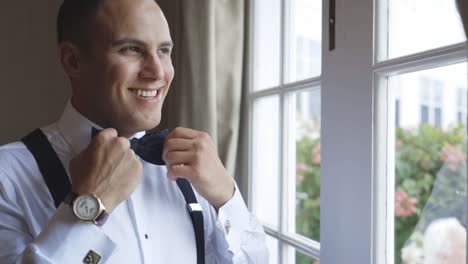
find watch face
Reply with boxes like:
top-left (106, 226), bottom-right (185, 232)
top-left (73, 195), bottom-right (100, 221)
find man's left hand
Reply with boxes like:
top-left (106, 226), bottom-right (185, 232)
top-left (162, 127), bottom-right (235, 210)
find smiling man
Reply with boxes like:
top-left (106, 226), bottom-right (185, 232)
top-left (0, 0), bottom-right (268, 263)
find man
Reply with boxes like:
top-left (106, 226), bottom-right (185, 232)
top-left (0, 0), bottom-right (268, 263)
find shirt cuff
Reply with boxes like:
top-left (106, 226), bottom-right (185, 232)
top-left (34, 203), bottom-right (116, 263)
top-left (215, 186), bottom-right (250, 255)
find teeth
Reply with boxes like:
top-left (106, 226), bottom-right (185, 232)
top-left (131, 89), bottom-right (158, 98)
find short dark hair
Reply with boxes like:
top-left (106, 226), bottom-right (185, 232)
top-left (56, 0), bottom-right (103, 45)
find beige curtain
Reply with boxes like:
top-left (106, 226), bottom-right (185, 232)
top-left (158, 0), bottom-right (248, 194)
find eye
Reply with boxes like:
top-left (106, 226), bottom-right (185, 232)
top-left (158, 47), bottom-right (172, 56)
top-left (120, 45), bottom-right (144, 55)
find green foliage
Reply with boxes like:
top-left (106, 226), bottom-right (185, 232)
top-left (296, 134), bottom-right (321, 242)
top-left (294, 124), bottom-right (466, 264)
top-left (394, 124), bottom-right (466, 264)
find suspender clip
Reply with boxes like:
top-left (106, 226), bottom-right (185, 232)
top-left (187, 203), bottom-right (202, 213)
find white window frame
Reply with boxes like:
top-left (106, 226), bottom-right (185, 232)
top-left (247, 0), bottom-right (322, 262)
top-left (248, 0), bottom-right (467, 263)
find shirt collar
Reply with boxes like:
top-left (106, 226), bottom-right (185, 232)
top-left (57, 100), bottom-right (146, 154)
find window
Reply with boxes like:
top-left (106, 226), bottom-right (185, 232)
top-left (377, 0), bottom-right (467, 263)
top-left (388, 63), bottom-right (467, 264)
top-left (250, 0), bottom-right (322, 262)
top-left (249, 0), bottom-right (466, 263)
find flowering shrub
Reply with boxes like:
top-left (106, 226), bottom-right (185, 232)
top-left (295, 129), bottom-right (321, 264)
top-left (294, 123), bottom-right (466, 264)
top-left (395, 190), bottom-right (418, 217)
top-left (394, 124), bottom-right (466, 263)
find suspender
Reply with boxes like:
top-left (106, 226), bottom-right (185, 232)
top-left (22, 129), bottom-right (71, 208)
top-left (22, 129), bottom-right (205, 264)
top-left (176, 179), bottom-right (205, 264)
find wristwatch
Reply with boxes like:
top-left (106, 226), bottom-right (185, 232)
top-left (64, 192), bottom-right (109, 226)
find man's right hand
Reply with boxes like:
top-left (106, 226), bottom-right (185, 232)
top-left (69, 128), bottom-right (143, 213)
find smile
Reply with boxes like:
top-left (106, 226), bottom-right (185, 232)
top-left (129, 88), bottom-right (159, 98)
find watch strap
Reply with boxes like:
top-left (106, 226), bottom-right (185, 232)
top-left (94, 210), bottom-right (110, 226)
top-left (63, 192), bottom-right (78, 206)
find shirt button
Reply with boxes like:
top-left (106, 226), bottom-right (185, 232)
top-left (224, 220), bottom-right (231, 235)
top-left (145, 234), bottom-right (149, 239)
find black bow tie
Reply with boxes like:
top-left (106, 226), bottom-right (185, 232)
top-left (91, 128), bottom-right (169, 165)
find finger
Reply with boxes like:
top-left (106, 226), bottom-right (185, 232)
top-left (100, 128), bottom-right (118, 139)
top-left (164, 150), bottom-right (194, 166)
top-left (129, 150), bottom-right (143, 174)
top-left (164, 138), bottom-right (193, 151)
top-left (93, 128), bottom-right (118, 144)
top-left (113, 136), bottom-right (131, 150)
top-left (167, 164), bottom-right (194, 181)
top-left (163, 138), bottom-right (193, 160)
top-left (166, 127), bottom-right (199, 141)
top-left (103, 137), bottom-right (130, 163)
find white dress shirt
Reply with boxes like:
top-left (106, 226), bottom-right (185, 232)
top-left (0, 102), bottom-right (268, 264)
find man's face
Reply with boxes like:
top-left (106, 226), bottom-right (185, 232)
top-left (73, 0), bottom-right (174, 136)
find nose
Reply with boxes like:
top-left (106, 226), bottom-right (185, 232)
top-left (140, 53), bottom-right (164, 81)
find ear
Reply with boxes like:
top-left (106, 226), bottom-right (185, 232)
top-left (59, 42), bottom-right (83, 79)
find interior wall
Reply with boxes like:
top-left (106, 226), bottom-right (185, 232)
top-left (0, 1), bottom-right (69, 145)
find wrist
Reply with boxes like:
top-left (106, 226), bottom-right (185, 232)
top-left (211, 180), bottom-right (235, 210)
top-left (72, 186), bottom-right (117, 213)
top-left (64, 192), bottom-right (110, 227)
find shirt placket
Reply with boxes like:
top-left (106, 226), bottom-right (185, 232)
top-left (127, 193), bottom-right (149, 264)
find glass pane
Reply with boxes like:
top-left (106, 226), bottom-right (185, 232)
top-left (286, 89), bottom-right (321, 241)
top-left (380, 0), bottom-right (466, 60)
top-left (286, 0), bottom-right (322, 82)
top-left (253, 0), bottom-right (281, 90)
top-left (390, 63), bottom-right (467, 264)
top-left (267, 235), bottom-right (279, 264)
top-left (295, 251), bottom-right (319, 264)
top-left (285, 246), bottom-right (319, 264)
top-left (252, 96), bottom-right (280, 227)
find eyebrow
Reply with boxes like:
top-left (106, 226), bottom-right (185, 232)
top-left (112, 38), bottom-right (173, 48)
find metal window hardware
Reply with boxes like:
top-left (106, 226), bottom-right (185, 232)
top-left (329, 0), bottom-right (336, 51)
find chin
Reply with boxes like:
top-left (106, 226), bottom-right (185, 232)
top-left (134, 116), bottom-right (161, 132)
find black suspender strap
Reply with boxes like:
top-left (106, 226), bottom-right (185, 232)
top-left (21, 129), bottom-right (205, 264)
top-left (176, 178), bottom-right (205, 264)
top-left (21, 129), bottom-right (71, 208)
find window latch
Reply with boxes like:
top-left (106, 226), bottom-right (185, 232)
top-left (329, 0), bottom-right (336, 51)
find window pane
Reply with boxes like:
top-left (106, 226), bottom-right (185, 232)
top-left (286, 0), bottom-right (322, 82)
top-left (285, 246), bottom-right (319, 264)
top-left (380, 0), bottom-right (466, 60)
top-left (252, 96), bottom-right (280, 227)
top-left (287, 89), bottom-right (321, 241)
top-left (267, 235), bottom-right (279, 264)
top-left (390, 63), bottom-right (467, 264)
top-left (295, 250), bottom-right (319, 264)
top-left (253, 0), bottom-right (281, 90)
